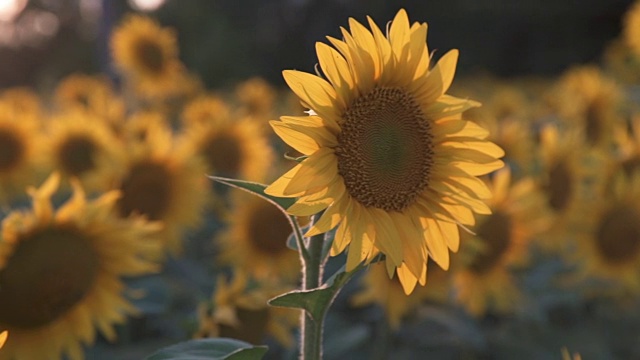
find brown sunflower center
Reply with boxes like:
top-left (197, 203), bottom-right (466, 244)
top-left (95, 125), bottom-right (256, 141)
top-left (336, 87), bottom-right (434, 212)
top-left (545, 160), bottom-right (572, 211)
top-left (117, 160), bottom-right (173, 220)
top-left (135, 39), bottom-right (165, 75)
top-left (468, 211), bottom-right (513, 274)
top-left (201, 130), bottom-right (242, 177)
top-left (218, 307), bottom-right (269, 345)
top-left (58, 135), bottom-right (98, 176)
top-left (0, 225), bottom-right (99, 329)
top-left (246, 201), bottom-right (291, 255)
top-left (595, 205), bottom-right (640, 264)
top-left (0, 127), bottom-right (24, 172)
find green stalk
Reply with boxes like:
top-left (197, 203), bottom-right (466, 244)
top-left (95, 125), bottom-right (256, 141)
top-left (301, 211), bottom-right (325, 360)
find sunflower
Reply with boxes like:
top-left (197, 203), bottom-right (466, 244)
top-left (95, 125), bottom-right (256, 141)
top-left (54, 74), bottom-right (125, 126)
top-left (110, 14), bottom-right (185, 99)
top-left (351, 260), bottom-right (450, 329)
top-left (181, 93), bottom-right (231, 128)
top-left (603, 39), bottom-right (640, 85)
top-left (41, 111), bottom-right (126, 193)
top-left (612, 115), bottom-right (640, 179)
top-left (573, 172), bottom-right (640, 294)
top-left (463, 84), bottom-right (536, 178)
top-left (547, 66), bottom-right (625, 147)
top-left (0, 87), bottom-right (41, 120)
top-left (194, 272), bottom-right (299, 348)
top-left (624, 0), bottom-right (640, 57)
top-left (0, 103), bottom-right (41, 204)
top-left (454, 168), bottom-right (551, 316)
top-left (264, 9), bottom-right (504, 294)
top-left (537, 124), bottom-right (609, 252)
top-left (119, 110), bottom-right (170, 146)
top-left (217, 192), bottom-right (301, 283)
top-left (114, 122), bottom-right (208, 253)
top-left (235, 77), bottom-right (277, 118)
top-left (0, 173), bottom-right (161, 360)
top-left (177, 115), bottom-right (274, 182)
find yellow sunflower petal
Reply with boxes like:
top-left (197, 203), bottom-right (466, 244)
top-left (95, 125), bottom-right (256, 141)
top-left (396, 262), bottom-right (418, 295)
top-left (283, 147), bottom-right (338, 196)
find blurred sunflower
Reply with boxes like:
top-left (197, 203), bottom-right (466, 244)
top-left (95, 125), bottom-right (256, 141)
top-left (114, 123), bottom-right (208, 253)
top-left (624, 0), bottom-right (640, 57)
top-left (194, 272), bottom-right (299, 348)
top-left (573, 172), bottom-right (640, 294)
top-left (548, 66), bottom-right (625, 147)
top-left (0, 173), bottom-right (161, 360)
top-left (603, 39), bottom-right (640, 85)
top-left (464, 85), bottom-right (536, 177)
top-left (0, 103), bottom-right (41, 204)
top-left (612, 115), bottom-right (640, 178)
top-left (41, 111), bottom-right (125, 193)
top-left (265, 9), bottom-right (504, 294)
top-left (181, 94), bottom-right (231, 128)
top-left (120, 110), bottom-right (170, 146)
top-left (177, 116), bottom-right (273, 182)
top-left (110, 14), bottom-right (185, 99)
top-left (454, 168), bottom-right (551, 316)
top-left (54, 74), bottom-right (125, 127)
top-left (235, 77), bottom-right (276, 119)
top-left (217, 193), bottom-right (301, 283)
top-left (351, 260), bottom-right (449, 329)
top-left (537, 125), bottom-right (608, 252)
top-left (0, 87), bottom-right (41, 120)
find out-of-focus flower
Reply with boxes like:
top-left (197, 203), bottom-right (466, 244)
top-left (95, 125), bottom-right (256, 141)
top-left (464, 84), bottom-right (536, 178)
top-left (181, 94), bottom-right (231, 128)
top-left (114, 123), bottom-right (208, 254)
top-left (624, 0), bottom-right (640, 57)
top-left (537, 125), bottom-right (609, 252)
top-left (0, 102), bottom-right (41, 204)
top-left (194, 272), bottom-right (299, 348)
top-left (40, 111), bottom-right (125, 193)
top-left (0, 173), bottom-right (161, 360)
top-left (0, 87), bottom-right (41, 120)
top-left (110, 14), bottom-right (186, 99)
top-left (603, 39), bottom-right (640, 85)
top-left (351, 261), bottom-right (450, 329)
top-left (177, 116), bottom-right (273, 182)
top-left (265, 9), bottom-right (504, 294)
top-left (547, 66), bottom-right (625, 147)
top-left (454, 168), bottom-right (551, 316)
top-left (235, 77), bottom-right (276, 119)
top-left (217, 193), bottom-right (301, 283)
top-left (573, 172), bottom-right (640, 295)
top-left (53, 74), bottom-right (125, 127)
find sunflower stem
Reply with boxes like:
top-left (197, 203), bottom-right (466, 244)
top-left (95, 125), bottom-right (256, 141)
top-left (289, 215), bottom-right (311, 262)
top-left (301, 211), bottom-right (326, 360)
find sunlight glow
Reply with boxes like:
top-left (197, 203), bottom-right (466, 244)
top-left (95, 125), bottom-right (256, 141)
top-left (128, 0), bottom-right (166, 12)
top-left (0, 0), bottom-right (27, 22)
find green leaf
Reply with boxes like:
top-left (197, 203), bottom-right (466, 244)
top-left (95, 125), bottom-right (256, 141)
top-left (268, 261), bottom-right (367, 322)
top-left (207, 176), bottom-right (296, 212)
top-left (145, 338), bottom-right (268, 360)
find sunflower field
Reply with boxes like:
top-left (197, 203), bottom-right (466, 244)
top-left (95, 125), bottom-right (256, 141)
top-left (0, 1), bottom-right (639, 359)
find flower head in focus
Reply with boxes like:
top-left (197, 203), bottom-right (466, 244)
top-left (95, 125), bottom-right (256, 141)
top-left (265, 9), bottom-right (504, 294)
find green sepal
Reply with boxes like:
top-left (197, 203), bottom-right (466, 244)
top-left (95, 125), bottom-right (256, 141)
top-left (284, 153), bottom-right (308, 163)
top-left (144, 338), bottom-right (268, 360)
top-left (207, 176), bottom-right (296, 211)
